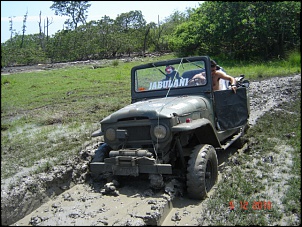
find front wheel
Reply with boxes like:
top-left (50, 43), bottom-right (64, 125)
top-left (90, 143), bottom-right (111, 181)
top-left (186, 144), bottom-right (218, 200)
top-left (91, 143), bottom-right (111, 162)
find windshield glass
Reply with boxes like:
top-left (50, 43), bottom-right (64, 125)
top-left (135, 59), bottom-right (207, 92)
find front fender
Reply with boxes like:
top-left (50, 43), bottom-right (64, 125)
top-left (172, 118), bottom-right (221, 148)
top-left (172, 118), bottom-right (212, 132)
top-left (91, 128), bottom-right (103, 137)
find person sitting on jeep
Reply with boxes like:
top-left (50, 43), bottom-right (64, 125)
top-left (190, 60), bottom-right (237, 93)
top-left (164, 65), bottom-right (180, 80)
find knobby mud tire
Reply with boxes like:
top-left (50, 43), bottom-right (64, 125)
top-left (186, 144), bottom-right (218, 200)
top-left (90, 143), bottom-right (111, 181)
top-left (91, 143), bottom-right (111, 162)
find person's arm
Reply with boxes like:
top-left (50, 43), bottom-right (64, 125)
top-left (219, 72), bottom-right (237, 93)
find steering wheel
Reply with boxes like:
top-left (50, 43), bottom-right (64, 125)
top-left (188, 78), bottom-right (206, 86)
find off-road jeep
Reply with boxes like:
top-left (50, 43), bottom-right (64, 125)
top-left (90, 56), bottom-right (250, 199)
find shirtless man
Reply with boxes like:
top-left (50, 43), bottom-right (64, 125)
top-left (190, 60), bottom-right (237, 93)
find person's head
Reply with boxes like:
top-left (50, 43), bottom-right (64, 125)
top-left (210, 60), bottom-right (217, 68)
top-left (165, 65), bottom-right (175, 74)
top-left (210, 60), bottom-right (217, 75)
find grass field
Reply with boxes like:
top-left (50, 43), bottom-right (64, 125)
top-left (1, 52), bottom-right (301, 225)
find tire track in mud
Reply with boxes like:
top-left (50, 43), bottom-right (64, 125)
top-left (14, 183), bottom-right (171, 226)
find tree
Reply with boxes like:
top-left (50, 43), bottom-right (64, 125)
top-left (43, 15), bottom-right (53, 42)
top-left (50, 1), bottom-right (91, 30)
top-left (168, 1), bottom-right (300, 60)
top-left (20, 11), bottom-right (28, 48)
top-left (155, 9), bottom-right (191, 52)
top-left (9, 17), bottom-right (16, 42)
top-left (38, 11), bottom-right (45, 50)
top-left (115, 10), bottom-right (146, 32)
top-left (114, 10), bottom-right (147, 55)
top-left (2, 1), bottom-right (299, 66)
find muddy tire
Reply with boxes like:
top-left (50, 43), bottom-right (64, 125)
top-left (91, 143), bottom-right (111, 162)
top-left (90, 143), bottom-right (111, 181)
top-left (186, 144), bottom-right (218, 200)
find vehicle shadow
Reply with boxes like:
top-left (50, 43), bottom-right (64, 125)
top-left (216, 146), bottom-right (239, 171)
top-left (216, 142), bottom-right (249, 178)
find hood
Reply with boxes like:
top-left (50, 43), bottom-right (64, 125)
top-left (101, 96), bottom-right (208, 123)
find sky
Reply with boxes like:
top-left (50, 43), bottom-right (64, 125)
top-left (1, 1), bottom-right (202, 43)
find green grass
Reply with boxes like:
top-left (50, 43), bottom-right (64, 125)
top-left (215, 50), bottom-right (301, 80)
top-left (225, 59), bottom-right (300, 80)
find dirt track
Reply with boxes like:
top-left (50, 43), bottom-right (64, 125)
top-left (1, 62), bottom-right (301, 226)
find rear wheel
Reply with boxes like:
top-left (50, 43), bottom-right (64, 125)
top-left (186, 144), bottom-right (218, 199)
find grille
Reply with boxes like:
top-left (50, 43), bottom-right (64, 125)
top-left (118, 116), bottom-right (148, 121)
top-left (120, 126), bottom-right (151, 141)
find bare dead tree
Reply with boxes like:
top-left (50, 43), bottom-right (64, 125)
top-left (9, 17), bottom-right (16, 42)
top-left (38, 11), bottom-right (45, 50)
top-left (38, 11), bottom-right (42, 35)
top-left (20, 10), bottom-right (28, 48)
top-left (44, 17), bottom-right (53, 41)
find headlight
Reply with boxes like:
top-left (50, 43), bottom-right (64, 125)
top-left (105, 128), bottom-right (116, 141)
top-left (154, 125), bottom-right (167, 139)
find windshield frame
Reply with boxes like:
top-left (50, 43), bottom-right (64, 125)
top-left (131, 56), bottom-right (213, 102)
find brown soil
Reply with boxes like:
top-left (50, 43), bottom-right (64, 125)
top-left (1, 62), bottom-right (301, 226)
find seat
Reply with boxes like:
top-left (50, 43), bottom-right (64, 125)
top-left (219, 78), bottom-right (230, 90)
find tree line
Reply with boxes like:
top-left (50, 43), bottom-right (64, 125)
top-left (1, 1), bottom-right (300, 67)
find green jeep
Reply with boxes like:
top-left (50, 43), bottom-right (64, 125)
top-left (90, 56), bottom-right (250, 199)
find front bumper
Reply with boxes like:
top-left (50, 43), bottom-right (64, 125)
top-left (90, 155), bottom-right (172, 177)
